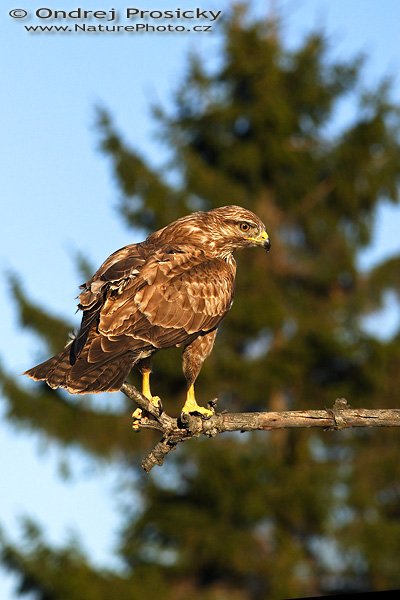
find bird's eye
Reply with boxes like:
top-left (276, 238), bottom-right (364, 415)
top-left (240, 222), bottom-right (251, 232)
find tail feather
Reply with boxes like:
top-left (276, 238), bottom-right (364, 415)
top-left (67, 351), bottom-right (136, 393)
top-left (24, 348), bottom-right (71, 389)
top-left (24, 343), bottom-right (137, 394)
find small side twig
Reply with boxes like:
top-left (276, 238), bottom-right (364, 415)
top-left (120, 385), bottom-right (400, 472)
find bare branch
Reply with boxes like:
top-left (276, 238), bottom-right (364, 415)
top-left (120, 385), bottom-right (400, 472)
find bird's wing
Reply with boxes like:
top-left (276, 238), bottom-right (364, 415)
top-left (78, 243), bottom-right (147, 309)
top-left (71, 243), bottom-right (148, 361)
top-left (98, 245), bottom-right (236, 347)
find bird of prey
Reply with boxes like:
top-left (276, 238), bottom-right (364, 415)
top-left (25, 205), bottom-right (270, 417)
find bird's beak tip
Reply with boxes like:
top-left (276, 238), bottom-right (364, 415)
top-left (264, 238), bottom-right (271, 252)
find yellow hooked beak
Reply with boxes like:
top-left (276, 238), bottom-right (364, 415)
top-left (247, 230), bottom-right (271, 252)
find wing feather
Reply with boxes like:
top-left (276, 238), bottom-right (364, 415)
top-left (72, 241), bottom-right (235, 366)
top-left (98, 246), bottom-right (235, 345)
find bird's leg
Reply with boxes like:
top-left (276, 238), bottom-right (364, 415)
top-left (135, 357), bottom-right (162, 408)
top-left (132, 358), bottom-right (162, 428)
top-left (181, 384), bottom-right (214, 418)
top-left (132, 371), bottom-right (162, 429)
top-left (181, 332), bottom-right (218, 419)
top-left (141, 369), bottom-right (162, 409)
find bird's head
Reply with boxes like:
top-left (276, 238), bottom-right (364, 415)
top-left (151, 205), bottom-right (270, 260)
top-left (205, 205), bottom-right (271, 257)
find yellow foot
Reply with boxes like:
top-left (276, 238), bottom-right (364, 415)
top-left (150, 395), bottom-right (161, 408)
top-left (132, 408), bottom-right (143, 431)
top-left (143, 395), bottom-right (162, 413)
top-left (181, 384), bottom-right (214, 419)
top-left (181, 399), bottom-right (214, 419)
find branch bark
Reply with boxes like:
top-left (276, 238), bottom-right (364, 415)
top-left (121, 384), bottom-right (400, 472)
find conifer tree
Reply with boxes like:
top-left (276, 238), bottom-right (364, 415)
top-left (2, 6), bottom-right (400, 598)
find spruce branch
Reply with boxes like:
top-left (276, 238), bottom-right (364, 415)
top-left (121, 384), bottom-right (400, 473)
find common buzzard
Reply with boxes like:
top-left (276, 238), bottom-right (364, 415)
top-left (25, 205), bottom-right (270, 417)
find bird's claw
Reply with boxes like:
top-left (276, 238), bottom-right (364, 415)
top-left (149, 395), bottom-right (163, 414)
top-left (142, 393), bottom-right (163, 415)
top-left (181, 404), bottom-right (215, 420)
top-left (132, 408), bottom-right (143, 431)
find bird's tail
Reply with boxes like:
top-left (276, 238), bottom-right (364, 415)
top-left (24, 340), bottom-right (137, 394)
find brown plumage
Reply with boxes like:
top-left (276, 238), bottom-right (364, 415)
top-left (25, 205), bottom-right (270, 416)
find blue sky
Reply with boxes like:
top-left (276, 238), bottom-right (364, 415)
top-left (1, 0), bottom-right (400, 597)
